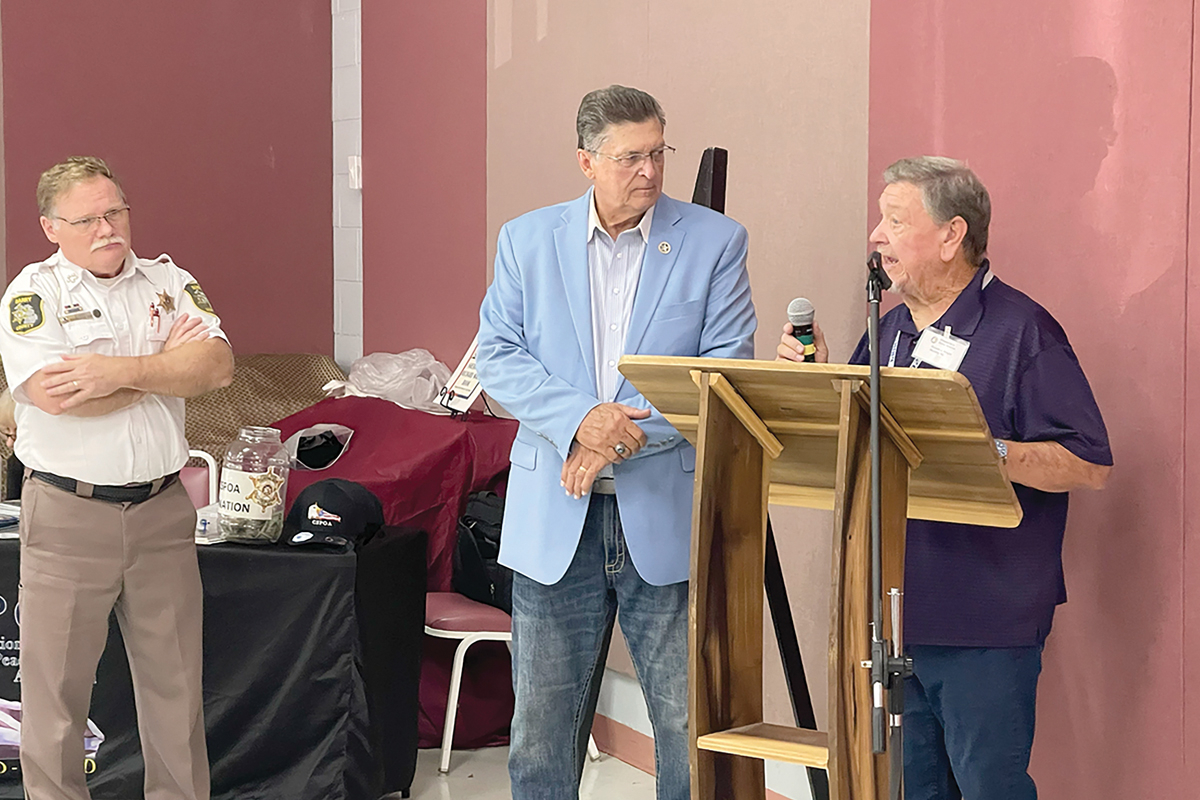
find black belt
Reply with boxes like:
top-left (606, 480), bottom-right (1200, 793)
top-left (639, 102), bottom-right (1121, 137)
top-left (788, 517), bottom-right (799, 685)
top-left (27, 470), bottom-right (178, 504)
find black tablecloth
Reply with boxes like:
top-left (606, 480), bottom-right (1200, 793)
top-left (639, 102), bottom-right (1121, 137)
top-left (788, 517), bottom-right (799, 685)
top-left (0, 526), bottom-right (426, 799)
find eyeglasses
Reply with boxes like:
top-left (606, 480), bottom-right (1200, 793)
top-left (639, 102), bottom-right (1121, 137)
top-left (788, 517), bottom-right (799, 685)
top-left (588, 144), bottom-right (676, 171)
top-left (54, 205), bottom-right (131, 232)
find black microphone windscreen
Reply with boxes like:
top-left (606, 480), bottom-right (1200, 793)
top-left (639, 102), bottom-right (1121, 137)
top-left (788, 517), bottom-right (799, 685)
top-left (868, 251), bottom-right (892, 290)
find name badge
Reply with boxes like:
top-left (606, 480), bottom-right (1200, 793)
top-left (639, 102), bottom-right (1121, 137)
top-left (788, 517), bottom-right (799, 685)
top-left (58, 303), bottom-right (103, 324)
top-left (911, 325), bottom-right (970, 371)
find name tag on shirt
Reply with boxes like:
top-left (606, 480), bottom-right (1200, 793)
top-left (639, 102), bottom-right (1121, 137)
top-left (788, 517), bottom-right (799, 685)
top-left (58, 303), bottom-right (102, 324)
top-left (911, 325), bottom-right (970, 371)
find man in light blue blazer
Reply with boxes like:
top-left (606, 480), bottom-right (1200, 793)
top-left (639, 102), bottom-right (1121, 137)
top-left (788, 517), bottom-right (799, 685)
top-left (477, 85), bottom-right (756, 800)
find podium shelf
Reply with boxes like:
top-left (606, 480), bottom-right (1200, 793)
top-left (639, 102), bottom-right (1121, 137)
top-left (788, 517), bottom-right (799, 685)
top-left (695, 723), bottom-right (829, 769)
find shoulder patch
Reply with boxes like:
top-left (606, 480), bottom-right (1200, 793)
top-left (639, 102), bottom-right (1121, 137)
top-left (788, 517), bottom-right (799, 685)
top-left (183, 282), bottom-right (214, 314)
top-left (9, 293), bottom-right (45, 335)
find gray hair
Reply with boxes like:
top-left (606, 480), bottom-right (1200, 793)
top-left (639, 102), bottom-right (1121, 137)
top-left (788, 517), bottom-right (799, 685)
top-left (576, 85), bottom-right (666, 152)
top-left (883, 156), bottom-right (991, 267)
top-left (38, 156), bottom-right (125, 218)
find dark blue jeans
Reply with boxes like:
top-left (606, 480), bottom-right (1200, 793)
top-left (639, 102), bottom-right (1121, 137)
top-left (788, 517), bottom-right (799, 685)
top-left (508, 494), bottom-right (689, 800)
top-left (904, 644), bottom-right (1044, 800)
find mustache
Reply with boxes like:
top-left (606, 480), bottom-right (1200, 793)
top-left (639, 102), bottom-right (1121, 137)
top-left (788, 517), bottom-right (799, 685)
top-left (90, 235), bottom-right (126, 252)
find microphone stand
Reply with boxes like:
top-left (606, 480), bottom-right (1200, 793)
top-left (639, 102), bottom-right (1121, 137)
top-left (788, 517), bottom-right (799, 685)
top-left (865, 253), bottom-right (912, 800)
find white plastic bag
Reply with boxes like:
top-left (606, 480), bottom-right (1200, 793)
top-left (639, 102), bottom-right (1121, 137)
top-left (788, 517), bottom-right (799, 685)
top-left (325, 350), bottom-right (452, 414)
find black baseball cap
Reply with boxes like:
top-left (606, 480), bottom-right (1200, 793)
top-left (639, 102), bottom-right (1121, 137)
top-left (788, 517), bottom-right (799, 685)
top-left (283, 479), bottom-right (384, 548)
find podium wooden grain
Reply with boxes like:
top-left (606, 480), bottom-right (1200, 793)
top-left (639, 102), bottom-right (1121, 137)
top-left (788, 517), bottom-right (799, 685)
top-left (619, 356), bottom-right (1022, 800)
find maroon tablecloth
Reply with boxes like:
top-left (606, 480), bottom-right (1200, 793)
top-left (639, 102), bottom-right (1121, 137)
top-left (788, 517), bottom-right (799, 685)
top-left (274, 397), bottom-right (517, 591)
top-left (273, 397), bottom-right (517, 748)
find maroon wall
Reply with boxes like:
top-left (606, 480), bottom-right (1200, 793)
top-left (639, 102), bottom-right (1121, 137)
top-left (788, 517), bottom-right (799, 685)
top-left (1, 1), bottom-right (332, 356)
top-left (361, 1), bottom-right (486, 366)
top-left (870, 1), bottom-right (1190, 795)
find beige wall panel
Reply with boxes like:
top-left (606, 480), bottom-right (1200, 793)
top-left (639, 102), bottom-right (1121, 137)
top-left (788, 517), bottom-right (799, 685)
top-left (487, 0), bottom-right (870, 732)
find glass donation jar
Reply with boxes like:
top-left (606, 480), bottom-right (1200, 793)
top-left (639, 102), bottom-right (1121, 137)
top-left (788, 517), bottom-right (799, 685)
top-left (217, 426), bottom-right (290, 543)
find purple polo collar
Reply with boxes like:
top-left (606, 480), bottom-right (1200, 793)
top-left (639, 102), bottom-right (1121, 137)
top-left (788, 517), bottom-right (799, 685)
top-left (895, 258), bottom-right (992, 337)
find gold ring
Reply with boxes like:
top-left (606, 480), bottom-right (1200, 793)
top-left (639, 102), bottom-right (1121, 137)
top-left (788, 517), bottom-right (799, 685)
top-left (73, 380), bottom-right (79, 388)
top-left (578, 466), bottom-right (587, 472)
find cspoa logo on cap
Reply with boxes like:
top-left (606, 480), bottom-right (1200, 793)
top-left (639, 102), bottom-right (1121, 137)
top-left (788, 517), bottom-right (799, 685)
top-left (306, 503), bottom-right (342, 528)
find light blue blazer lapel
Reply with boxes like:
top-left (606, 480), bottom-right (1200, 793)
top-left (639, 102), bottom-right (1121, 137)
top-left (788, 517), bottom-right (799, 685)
top-left (620, 195), bottom-right (685, 397)
top-left (553, 192), bottom-right (597, 393)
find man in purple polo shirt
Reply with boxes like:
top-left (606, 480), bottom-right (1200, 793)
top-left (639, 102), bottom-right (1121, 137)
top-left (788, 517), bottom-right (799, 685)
top-left (778, 156), bottom-right (1111, 800)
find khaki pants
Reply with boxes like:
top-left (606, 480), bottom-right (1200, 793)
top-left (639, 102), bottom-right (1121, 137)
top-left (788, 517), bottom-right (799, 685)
top-left (18, 478), bottom-right (209, 800)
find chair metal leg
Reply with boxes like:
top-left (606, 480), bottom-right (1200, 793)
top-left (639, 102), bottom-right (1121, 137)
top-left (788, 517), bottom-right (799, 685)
top-left (439, 634), bottom-right (480, 773)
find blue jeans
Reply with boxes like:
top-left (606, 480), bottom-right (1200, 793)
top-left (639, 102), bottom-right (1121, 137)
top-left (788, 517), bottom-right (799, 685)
top-left (508, 494), bottom-right (689, 800)
top-left (904, 644), bottom-right (1044, 800)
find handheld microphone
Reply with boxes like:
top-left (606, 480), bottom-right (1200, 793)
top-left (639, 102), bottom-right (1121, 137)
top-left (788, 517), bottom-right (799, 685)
top-left (786, 298), bottom-right (817, 362)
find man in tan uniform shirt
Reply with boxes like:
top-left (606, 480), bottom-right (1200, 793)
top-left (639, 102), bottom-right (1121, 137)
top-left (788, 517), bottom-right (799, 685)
top-left (0, 157), bottom-right (233, 800)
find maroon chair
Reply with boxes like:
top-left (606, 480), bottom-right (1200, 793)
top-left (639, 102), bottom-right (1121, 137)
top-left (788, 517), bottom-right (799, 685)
top-left (423, 592), bottom-right (600, 773)
top-left (181, 449), bottom-right (218, 507)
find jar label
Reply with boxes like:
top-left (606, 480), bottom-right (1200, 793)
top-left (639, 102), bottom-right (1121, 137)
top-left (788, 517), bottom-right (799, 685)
top-left (219, 466), bottom-right (287, 520)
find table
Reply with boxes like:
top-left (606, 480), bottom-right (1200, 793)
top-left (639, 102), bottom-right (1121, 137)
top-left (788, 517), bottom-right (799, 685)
top-left (0, 526), bottom-right (426, 800)
top-left (275, 398), bottom-right (518, 593)
top-left (273, 400), bottom-right (520, 752)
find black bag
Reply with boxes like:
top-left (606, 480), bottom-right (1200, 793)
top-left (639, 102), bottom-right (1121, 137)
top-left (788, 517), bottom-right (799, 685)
top-left (452, 491), bottom-right (513, 614)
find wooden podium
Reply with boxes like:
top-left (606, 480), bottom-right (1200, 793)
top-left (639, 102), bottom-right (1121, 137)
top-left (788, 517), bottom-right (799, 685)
top-left (618, 356), bottom-right (1023, 800)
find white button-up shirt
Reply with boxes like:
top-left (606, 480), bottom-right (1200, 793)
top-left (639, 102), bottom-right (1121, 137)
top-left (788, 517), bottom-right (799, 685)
top-left (587, 190), bottom-right (654, 403)
top-left (0, 249), bottom-right (229, 485)
top-left (587, 191), bottom-right (654, 478)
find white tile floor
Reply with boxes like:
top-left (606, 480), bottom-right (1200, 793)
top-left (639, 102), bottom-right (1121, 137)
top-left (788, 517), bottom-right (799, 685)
top-left (392, 746), bottom-right (658, 800)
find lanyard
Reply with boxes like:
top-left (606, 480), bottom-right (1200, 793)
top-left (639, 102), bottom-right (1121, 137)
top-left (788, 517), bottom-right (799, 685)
top-left (887, 330), bottom-right (923, 369)
top-left (888, 331), bottom-right (921, 369)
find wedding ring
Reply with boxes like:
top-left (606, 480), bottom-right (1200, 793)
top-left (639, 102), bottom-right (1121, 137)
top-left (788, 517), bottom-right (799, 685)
top-left (578, 466), bottom-right (587, 472)
top-left (614, 442), bottom-right (628, 456)
top-left (73, 380), bottom-right (79, 388)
